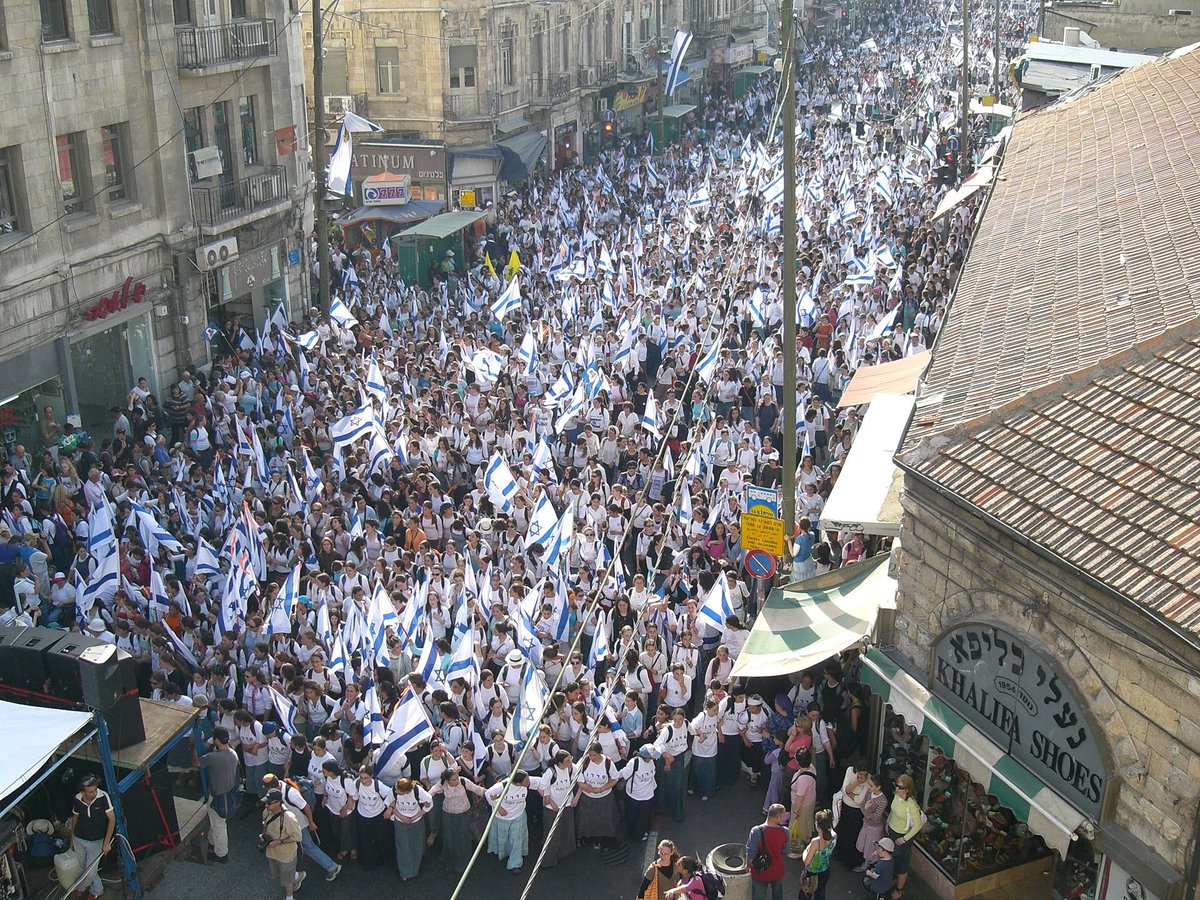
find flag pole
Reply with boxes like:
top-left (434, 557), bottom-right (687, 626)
top-left (780, 0), bottom-right (797, 579)
top-left (313, 0), bottom-right (332, 321)
top-left (656, 0), bottom-right (664, 151)
top-left (961, 0), bottom-right (971, 180)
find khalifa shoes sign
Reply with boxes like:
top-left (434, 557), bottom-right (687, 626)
top-left (933, 622), bottom-right (1107, 817)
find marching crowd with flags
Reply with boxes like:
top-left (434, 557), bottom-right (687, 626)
top-left (0, 0), bottom-right (1026, 892)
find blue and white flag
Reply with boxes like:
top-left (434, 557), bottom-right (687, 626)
top-left (492, 274), bottom-right (522, 321)
top-left (367, 582), bottom-right (399, 666)
top-left (524, 492), bottom-right (559, 549)
top-left (640, 393), bottom-right (660, 439)
top-left (664, 29), bottom-right (693, 97)
top-left (327, 124), bottom-right (353, 196)
top-left (695, 340), bottom-right (721, 384)
top-left (470, 348), bottom-right (506, 385)
top-left (699, 572), bottom-right (735, 638)
top-left (364, 355), bottom-right (388, 401)
top-left (446, 629), bottom-right (480, 686)
top-left (483, 452), bottom-right (519, 513)
top-left (296, 330), bottom-right (320, 352)
top-left (543, 506), bottom-right (574, 569)
top-left (517, 331), bottom-right (538, 376)
top-left (588, 609), bottom-right (611, 668)
top-left (510, 664), bottom-right (549, 747)
top-left (329, 405), bottom-right (376, 448)
top-left (329, 295), bottom-right (359, 328)
top-left (270, 686), bottom-right (300, 737)
top-left (268, 565), bottom-right (301, 636)
top-left (195, 538), bottom-right (222, 577)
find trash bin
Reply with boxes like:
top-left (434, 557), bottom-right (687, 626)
top-left (707, 842), bottom-right (751, 900)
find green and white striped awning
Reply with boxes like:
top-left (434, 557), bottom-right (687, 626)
top-left (730, 555), bottom-right (895, 679)
top-left (862, 649), bottom-right (1087, 859)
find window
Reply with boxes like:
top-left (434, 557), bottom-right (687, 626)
top-left (213, 101), bottom-right (232, 178)
top-left (0, 147), bottom-right (23, 234)
top-left (184, 106), bottom-right (204, 180)
top-left (40, 0), bottom-right (70, 41)
top-left (239, 95), bottom-right (258, 166)
top-left (604, 13), bottom-right (613, 60)
top-left (101, 124), bottom-right (130, 202)
top-left (87, 0), bottom-right (114, 34)
top-left (173, 0), bottom-right (192, 25)
top-left (0, 4), bottom-right (8, 50)
top-left (500, 24), bottom-right (516, 87)
top-left (448, 45), bottom-right (477, 89)
top-left (325, 47), bottom-right (349, 95)
top-left (56, 132), bottom-right (89, 215)
top-left (376, 46), bottom-right (401, 94)
top-left (230, 0), bottom-right (246, 17)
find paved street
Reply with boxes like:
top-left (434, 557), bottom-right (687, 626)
top-left (150, 780), bottom-right (941, 900)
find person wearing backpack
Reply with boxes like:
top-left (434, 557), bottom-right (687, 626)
top-left (653, 707), bottom-right (691, 822)
top-left (575, 743), bottom-right (620, 849)
top-left (262, 773), bottom-right (343, 882)
top-left (664, 856), bottom-right (708, 899)
top-left (801, 809), bottom-right (838, 900)
top-left (745, 803), bottom-right (789, 899)
top-left (619, 744), bottom-right (660, 842)
top-left (788, 749), bottom-right (817, 858)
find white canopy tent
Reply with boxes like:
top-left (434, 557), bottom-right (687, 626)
top-left (822, 393), bottom-right (915, 536)
top-left (0, 699), bottom-right (95, 818)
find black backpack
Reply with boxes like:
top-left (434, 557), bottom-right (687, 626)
top-left (700, 870), bottom-right (726, 900)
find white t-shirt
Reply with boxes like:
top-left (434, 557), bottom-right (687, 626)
top-left (576, 756), bottom-right (617, 800)
top-left (485, 781), bottom-right (528, 820)
top-left (618, 756), bottom-right (658, 802)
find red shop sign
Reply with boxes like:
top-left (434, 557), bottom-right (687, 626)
top-left (82, 277), bottom-right (147, 321)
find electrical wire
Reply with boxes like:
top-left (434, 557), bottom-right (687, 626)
top-left (446, 70), bottom-right (792, 900)
top-left (0, 3), bottom-right (314, 260)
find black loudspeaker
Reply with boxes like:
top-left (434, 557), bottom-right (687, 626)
top-left (0, 626), bottom-right (66, 692)
top-left (102, 693), bottom-right (147, 750)
top-left (47, 635), bottom-right (137, 707)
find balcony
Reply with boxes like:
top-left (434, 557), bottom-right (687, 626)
top-left (443, 91), bottom-right (499, 121)
top-left (577, 60), bottom-right (621, 90)
top-left (191, 166), bottom-right (289, 232)
top-left (599, 60), bottom-right (619, 83)
top-left (529, 72), bottom-right (573, 107)
top-left (732, 10), bottom-right (761, 30)
top-left (177, 19), bottom-right (277, 70)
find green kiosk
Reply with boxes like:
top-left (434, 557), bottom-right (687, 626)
top-left (733, 64), bottom-right (774, 98)
top-left (646, 104), bottom-right (698, 150)
top-left (389, 209), bottom-right (489, 289)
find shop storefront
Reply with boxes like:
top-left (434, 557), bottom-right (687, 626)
top-left (207, 239), bottom-right (287, 338)
top-left (861, 624), bottom-right (1124, 900)
top-left (610, 82), bottom-right (652, 129)
top-left (0, 377), bottom-right (68, 460)
top-left (553, 120), bottom-right (578, 168)
top-left (349, 143), bottom-right (447, 206)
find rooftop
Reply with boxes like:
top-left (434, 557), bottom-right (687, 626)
top-left (901, 45), bottom-right (1200, 634)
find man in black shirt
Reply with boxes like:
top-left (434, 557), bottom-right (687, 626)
top-left (69, 775), bottom-right (115, 899)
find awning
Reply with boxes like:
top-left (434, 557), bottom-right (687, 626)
top-left (862, 650), bottom-right (1088, 858)
top-left (662, 103), bottom-right (698, 118)
top-left (337, 200), bottom-right (444, 227)
top-left (394, 209), bottom-right (488, 240)
top-left (738, 64), bottom-right (774, 76)
top-left (969, 98), bottom-right (1015, 118)
top-left (496, 117), bottom-right (531, 135)
top-left (497, 130), bottom-right (548, 181)
top-left (0, 700), bottom-right (94, 815)
top-left (931, 166), bottom-right (993, 221)
top-left (730, 555), bottom-right (895, 678)
top-left (838, 351), bottom-right (931, 408)
top-left (822, 393), bottom-right (914, 536)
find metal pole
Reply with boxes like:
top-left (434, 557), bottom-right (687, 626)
top-left (780, 0), bottom-right (797, 577)
top-left (94, 713), bottom-right (143, 900)
top-left (656, 0), bottom-right (665, 150)
top-left (960, 0), bottom-right (971, 179)
top-left (993, 0), bottom-right (1001, 97)
top-left (313, 0), bottom-right (332, 320)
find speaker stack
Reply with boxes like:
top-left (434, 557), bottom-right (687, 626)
top-left (0, 626), bottom-right (145, 749)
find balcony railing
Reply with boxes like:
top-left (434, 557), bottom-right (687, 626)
top-left (529, 72), bottom-right (573, 106)
top-left (731, 11), bottom-right (761, 29)
top-left (177, 19), bottom-right (277, 69)
top-left (443, 91), bottom-right (499, 120)
top-left (191, 165), bottom-right (288, 229)
top-left (599, 60), bottom-right (619, 83)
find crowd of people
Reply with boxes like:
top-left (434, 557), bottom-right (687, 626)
top-left (0, 0), bottom-right (1029, 895)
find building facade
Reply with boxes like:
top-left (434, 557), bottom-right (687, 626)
top-left (0, 0), bottom-right (310, 445)
top-left (299, 0), bottom-right (769, 213)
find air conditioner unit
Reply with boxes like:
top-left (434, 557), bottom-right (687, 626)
top-left (583, 66), bottom-right (598, 85)
top-left (195, 237), bottom-right (240, 272)
top-left (324, 95), bottom-right (355, 116)
top-left (1168, 7), bottom-right (1192, 13)
top-left (190, 146), bottom-right (223, 180)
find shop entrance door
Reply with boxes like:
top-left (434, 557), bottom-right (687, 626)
top-left (70, 317), bottom-right (150, 439)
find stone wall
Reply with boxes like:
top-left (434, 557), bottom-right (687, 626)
top-left (892, 477), bottom-right (1200, 879)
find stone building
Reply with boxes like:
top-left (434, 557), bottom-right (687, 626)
top-left (299, 0), bottom-right (770, 211)
top-left (0, 0), bottom-right (310, 444)
top-left (862, 44), bottom-right (1200, 900)
top-left (1042, 0), bottom-right (1200, 53)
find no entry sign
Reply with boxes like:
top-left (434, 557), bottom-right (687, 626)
top-left (744, 549), bottom-right (778, 579)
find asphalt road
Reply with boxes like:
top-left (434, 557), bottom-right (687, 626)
top-left (147, 777), bottom-right (942, 900)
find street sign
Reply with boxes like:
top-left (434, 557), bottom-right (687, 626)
top-left (744, 484), bottom-right (781, 519)
top-left (740, 513), bottom-right (785, 555)
top-left (744, 549), bottom-right (778, 579)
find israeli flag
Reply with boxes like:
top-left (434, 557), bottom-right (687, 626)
top-left (329, 295), bottom-right (359, 328)
top-left (365, 355), bottom-right (388, 401)
top-left (483, 453), bottom-right (519, 513)
top-left (664, 29), bottom-right (693, 97)
top-left (510, 665), bottom-right (549, 746)
top-left (329, 405), bottom-right (375, 448)
top-left (446, 629), bottom-right (480, 686)
top-left (839, 199), bottom-right (858, 224)
top-left (545, 368), bottom-right (575, 408)
top-left (588, 609), bottom-right (611, 667)
top-left (749, 286), bottom-right (768, 328)
top-left (268, 565), bottom-right (301, 636)
top-left (530, 438), bottom-right (555, 480)
top-left (375, 691), bottom-right (435, 777)
top-left (517, 331), bottom-right (538, 376)
top-left (873, 172), bottom-right (895, 206)
top-left (554, 384), bottom-right (587, 434)
top-left (470, 348), bottom-right (506, 385)
top-left (640, 393), bottom-right (661, 439)
top-left (695, 340), bottom-right (722, 384)
top-left (492, 274), bottom-right (522, 321)
top-left (195, 538), bottom-right (222, 577)
top-left (396, 580), bottom-right (426, 651)
top-left (543, 506), bottom-right (574, 569)
top-left (525, 492), bottom-right (559, 548)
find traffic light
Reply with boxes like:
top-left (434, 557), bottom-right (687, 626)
top-left (603, 121), bottom-right (614, 135)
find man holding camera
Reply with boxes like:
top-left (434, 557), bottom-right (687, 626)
top-left (261, 789), bottom-right (305, 898)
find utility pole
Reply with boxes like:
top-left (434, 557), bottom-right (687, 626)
top-left (780, 0), bottom-right (797, 577)
top-left (960, 0), bottom-right (971, 179)
top-left (312, 0), bottom-right (332, 320)
top-left (992, 0), bottom-right (1001, 98)
top-left (656, 0), bottom-right (665, 151)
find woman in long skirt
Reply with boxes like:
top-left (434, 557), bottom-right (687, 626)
top-left (431, 770), bottom-right (486, 870)
top-left (835, 765), bottom-right (870, 868)
top-left (575, 745), bottom-right (621, 848)
top-left (387, 778), bottom-right (433, 882)
top-left (352, 767), bottom-right (393, 870)
top-left (535, 751), bottom-right (578, 867)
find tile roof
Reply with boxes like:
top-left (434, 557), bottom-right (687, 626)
top-left (900, 46), bottom-right (1200, 634)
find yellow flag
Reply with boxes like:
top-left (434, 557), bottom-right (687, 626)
top-left (505, 249), bottom-right (521, 280)
top-left (484, 253), bottom-right (497, 277)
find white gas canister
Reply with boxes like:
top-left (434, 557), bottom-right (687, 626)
top-left (54, 848), bottom-right (83, 890)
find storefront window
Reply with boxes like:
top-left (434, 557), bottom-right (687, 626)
top-left (1055, 835), bottom-right (1099, 900)
top-left (0, 378), bottom-right (66, 458)
top-left (70, 315), bottom-right (155, 439)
